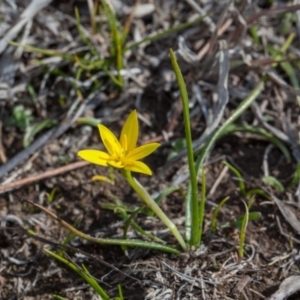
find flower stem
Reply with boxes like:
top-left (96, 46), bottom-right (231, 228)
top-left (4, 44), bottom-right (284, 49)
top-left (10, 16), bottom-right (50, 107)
top-left (121, 170), bottom-right (187, 251)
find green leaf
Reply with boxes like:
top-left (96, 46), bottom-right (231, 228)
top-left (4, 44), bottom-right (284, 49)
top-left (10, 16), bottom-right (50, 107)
top-left (45, 249), bottom-right (110, 300)
top-left (289, 163), bottom-right (300, 188)
top-left (100, 0), bottom-right (124, 86)
top-left (220, 124), bottom-right (291, 162)
top-left (224, 161), bottom-right (246, 196)
top-left (167, 139), bottom-right (187, 160)
top-left (23, 119), bottom-right (57, 147)
top-left (6, 105), bottom-right (33, 129)
top-left (262, 176), bottom-right (284, 192)
top-left (195, 79), bottom-right (265, 169)
top-left (233, 212), bottom-right (261, 229)
top-left (238, 200), bottom-right (249, 258)
top-left (246, 188), bottom-right (269, 199)
top-left (47, 188), bottom-right (57, 203)
top-left (211, 197), bottom-right (230, 233)
top-left (188, 79), bottom-right (265, 243)
top-left (77, 117), bottom-right (102, 127)
top-left (125, 15), bottom-right (208, 51)
top-left (169, 48), bottom-right (199, 247)
top-left (117, 284), bottom-right (124, 300)
top-left (52, 295), bottom-right (67, 300)
top-left (250, 25), bottom-right (259, 45)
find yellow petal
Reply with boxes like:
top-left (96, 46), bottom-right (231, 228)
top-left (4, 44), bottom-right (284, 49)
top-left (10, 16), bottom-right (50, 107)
top-left (120, 110), bottom-right (138, 152)
top-left (78, 149), bottom-right (110, 166)
top-left (125, 161), bottom-right (152, 175)
top-left (126, 143), bottom-right (160, 161)
top-left (107, 160), bottom-right (125, 169)
top-left (98, 124), bottom-right (123, 156)
top-left (91, 175), bottom-right (114, 185)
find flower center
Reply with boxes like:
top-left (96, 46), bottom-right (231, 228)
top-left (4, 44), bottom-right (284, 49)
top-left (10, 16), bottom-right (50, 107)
top-left (109, 147), bottom-right (127, 165)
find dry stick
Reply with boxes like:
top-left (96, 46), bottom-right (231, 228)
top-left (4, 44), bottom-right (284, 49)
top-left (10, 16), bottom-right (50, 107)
top-left (0, 91), bottom-right (104, 180)
top-left (123, 0), bottom-right (140, 37)
top-left (2, 151), bottom-right (40, 186)
top-left (231, 275), bottom-right (251, 298)
top-left (0, 161), bottom-right (89, 194)
top-left (197, 0), bottom-right (233, 61)
top-left (0, 121), bottom-right (75, 180)
top-left (207, 164), bottom-right (228, 197)
top-left (230, 4), bottom-right (300, 43)
top-left (0, 0), bottom-right (52, 54)
top-left (0, 122), bottom-right (7, 163)
top-left (167, 97), bottom-right (183, 134)
top-left (0, 135), bottom-right (166, 195)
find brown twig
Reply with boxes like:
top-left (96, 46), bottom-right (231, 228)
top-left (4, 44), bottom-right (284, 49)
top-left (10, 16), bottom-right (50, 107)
top-left (0, 122), bottom-right (7, 163)
top-left (0, 135), bottom-right (167, 195)
top-left (230, 4), bottom-right (300, 43)
top-left (0, 161), bottom-right (89, 194)
top-left (197, 18), bottom-right (233, 61)
top-left (167, 97), bottom-right (183, 133)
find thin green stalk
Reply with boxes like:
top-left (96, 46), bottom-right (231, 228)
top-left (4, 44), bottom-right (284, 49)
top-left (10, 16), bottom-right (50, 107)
top-left (52, 295), bottom-right (67, 300)
top-left (239, 201), bottom-right (249, 258)
top-left (22, 199), bottom-right (180, 254)
top-left (269, 33), bottom-right (300, 105)
top-left (219, 124), bottom-right (291, 162)
top-left (125, 15), bottom-right (208, 51)
top-left (198, 166), bottom-right (206, 243)
top-left (121, 170), bottom-right (187, 251)
top-left (101, 0), bottom-right (124, 86)
top-left (195, 78), bottom-right (266, 165)
top-left (185, 78), bottom-right (265, 245)
top-left (122, 207), bottom-right (165, 244)
top-left (45, 249), bottom-right (110, 300)
top-left (211, 196), bottom-right (230, 233)
top-left (9, 41), bottom-right (74, 61)
top-left (102, 194), bottom-right (173, 243)
top-left (118, 284), bottom-right (124, 300)
top-left (169, 49), bottom-right (199, 247)
top-left (239, 196), bottom-right (255, 258)
top-left (75, 7), bottom-right (99, 58)
top-left (224, 161), bottom-right (247, 196)
top-left (115, 30), bottom-right (124, 86)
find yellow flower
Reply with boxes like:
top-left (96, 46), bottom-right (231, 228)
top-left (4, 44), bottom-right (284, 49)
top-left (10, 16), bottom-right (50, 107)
top-left (78, 110), bottom-right (160, 175)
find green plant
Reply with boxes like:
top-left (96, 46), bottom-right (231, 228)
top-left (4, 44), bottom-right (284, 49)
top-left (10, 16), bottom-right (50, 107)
top-left (78, 110), bottom-right (186, 251)
top-left (169, 49), bottom-right (200, 247)
top-left (6, 105), bottom-right (33, 129)
top-left (45, 249), bottom-right (110, 300)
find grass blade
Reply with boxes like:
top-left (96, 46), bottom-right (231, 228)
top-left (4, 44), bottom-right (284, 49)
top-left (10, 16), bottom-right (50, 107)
top-left (45, 249), bottom-right (110, 299)
top-left (198, 166), bottom-right (206, 244)
top-left (195, 78), bottom-right (266, 166)
top-left (220, 124), bottom-right (291, 162)
top-left (239, 200), bottom-right (249, 258)
top-left (22, 198), bottom-right (180, 254)
top-left (211, 196), bottom-right (230, 233)
top-left (169, 48), bottom-right (199, 247)
top-left (224, 161), bottom-right (247, 196)
top-left (125, 15), bottom-right (208, 51)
